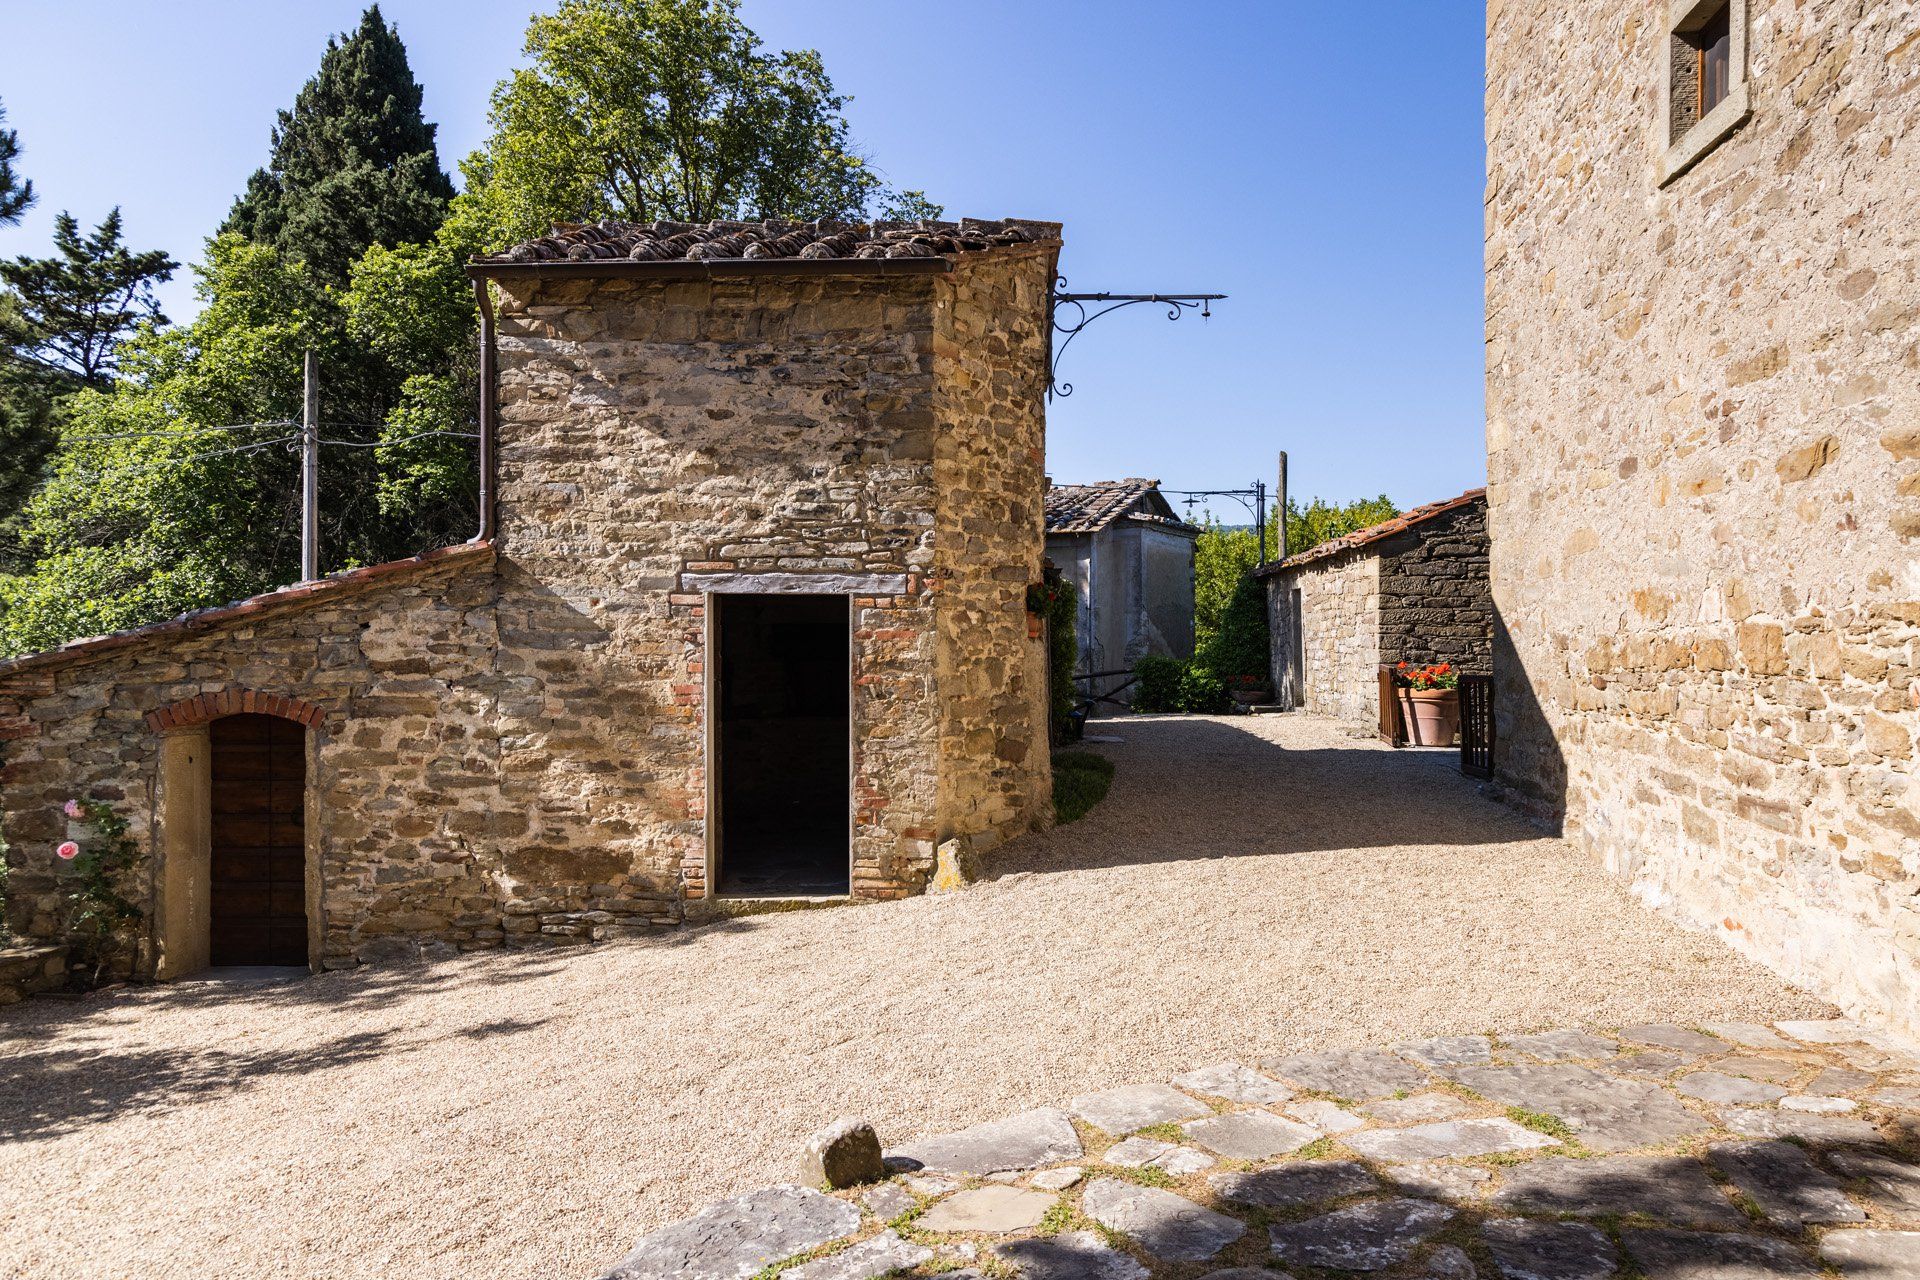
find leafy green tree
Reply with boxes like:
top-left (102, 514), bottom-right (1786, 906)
top-left (0, 98), bottom-right (34, 226)
top-left (462, 0), bottom-right (938, 245)
top-left (224, 5), bottom-right (453, 285)
top-left (0, 208), bottom-right (176, 386)
top-left (1284, 493), bottom-right (1400, 557)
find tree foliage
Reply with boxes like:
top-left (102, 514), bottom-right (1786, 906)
top-left (0, 208), bottom-right (176, 386)
top-left (1284, 493), bottom-right (1400, 558)
top-left (0, 98), bottom-right (34, 227)
top-left (223, 5), bottom-right (454, 285)
top-left (460, 0), bottom-right (937, 246)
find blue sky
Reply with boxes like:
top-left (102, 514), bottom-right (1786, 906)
top-left (0, 1), bottom-right (1487, 510)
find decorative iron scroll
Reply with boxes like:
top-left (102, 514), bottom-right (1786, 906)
top-left (1460, 674), bottom-right (1495, 778)
top-left (1048, 277), bottom-right (1226, 399)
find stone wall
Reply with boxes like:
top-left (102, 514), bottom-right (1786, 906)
top-left (1378, 499), bottom-right (1493, 673)
top-left (1267, 553), bottom-right (1381, 728)
top-left (0, 550), bottom-right (501, 970)
top-left (933, 250), bottom-right (1057, 849)
top-left (1487, 1), bottom-right (1920, 1033)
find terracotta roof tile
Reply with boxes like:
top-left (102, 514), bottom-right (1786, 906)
top-left (477, 217), bottom-right (1061, 268)
top-left (1045, 479), bottom-right (1194, 535)
top-left (1256, 488), bottom-right (1486, 576)
top-left (0, 541), bottom-right (496, 680)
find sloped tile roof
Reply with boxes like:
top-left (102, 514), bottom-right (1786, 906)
top-left (477, 217), bottom-right (1060, 267)
top-left (1256, 488), bottom-right (1486, 576)
top-left (0, 542), bottom-right (495, 680)
top-left (1046, 479), bottom-right (1194, 535)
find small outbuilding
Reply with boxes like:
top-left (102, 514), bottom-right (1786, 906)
top-left (1044, 479), bottom-right (1198, 711)
top-left (1257, 488), bottom-right (1490, 731)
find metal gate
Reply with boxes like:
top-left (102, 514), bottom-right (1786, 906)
top-left (1459, 674), bottom-right (1495, 778)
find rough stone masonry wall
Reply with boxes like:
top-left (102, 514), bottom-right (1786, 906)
top-left (1378, 500), bottom-right (1494, 673)
top-left (933, 248), bottom-right (1057, 852)
top-left (490, 270), bottom-right (961, 910)
top-left (1273, 553), bottom-right (1381, 729)
top-left (1486, 0), bottom-right (1920, 1034)
top-left (0, 556), bottom-right (500, 970)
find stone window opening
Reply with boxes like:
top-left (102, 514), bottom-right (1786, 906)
top-left (708, 592), bottom-right (853, 898)
top-left (1661, 0), bottom-right (1751, 185)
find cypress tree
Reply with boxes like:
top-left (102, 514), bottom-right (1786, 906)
top-left (225, 5), bottom-right (453, 284)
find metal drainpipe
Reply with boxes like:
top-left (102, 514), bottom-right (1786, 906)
top-left (470, 275), bottom-right (498, 544)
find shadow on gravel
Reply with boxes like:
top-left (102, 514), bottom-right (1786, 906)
top-left (1000, 715), bottom-right (1541, 875)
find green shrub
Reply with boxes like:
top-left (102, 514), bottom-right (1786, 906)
top-left (1197, 573), bottom-right (1270, 680)
top-left (1177, 663), bottom-right (1230, 713)
top-left (1028, 579), bottom-right (1080, 743)
top-left (1131, 654), bottom-right (1184, 712)
top-left (1052, 751), bottom-right (1115, 824)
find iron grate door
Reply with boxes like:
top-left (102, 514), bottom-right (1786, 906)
top-left (1460, 675), bottom-right (1495, 778)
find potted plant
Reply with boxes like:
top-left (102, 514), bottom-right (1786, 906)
top-left (1393, 662), bottom-right (1460, 745)
top-left (1227, 673), bottom-right (1272, 709)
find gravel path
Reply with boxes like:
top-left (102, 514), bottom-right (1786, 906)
top-left (0, 713), bottom-right (1826, 1280)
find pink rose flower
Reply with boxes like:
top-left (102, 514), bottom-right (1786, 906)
top-left (56, 841), bottom-right (80, 860)
top-left (63, 799), bottom-right (84, 819)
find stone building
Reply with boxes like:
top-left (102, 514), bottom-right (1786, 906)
top-left (1043, 478), bottom-right (1198, 710)
top-left (0, 217), bottom-right (1061, 975)
top-left (1258, 490), bottom-right (1491, 730)
top-left (1486, 2), bottom-right (1920, 1035)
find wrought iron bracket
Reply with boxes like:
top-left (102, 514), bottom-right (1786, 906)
top-left (1048, 277), bottom-right (1226, 399)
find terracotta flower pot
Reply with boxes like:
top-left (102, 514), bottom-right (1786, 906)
top-left (1026, 612), bottom-right (1044, 639)
top-left (1397, 688), bottom-right (1460, 746)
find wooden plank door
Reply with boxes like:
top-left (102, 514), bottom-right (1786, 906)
top-left (210, 713), bottom-right (308, 966)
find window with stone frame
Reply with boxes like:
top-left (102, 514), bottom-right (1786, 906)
top-left (1661, 0), bottom-right (1751, 185)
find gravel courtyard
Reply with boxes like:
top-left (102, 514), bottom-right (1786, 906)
top-left (0, 713), bottom-right (1828, 1280)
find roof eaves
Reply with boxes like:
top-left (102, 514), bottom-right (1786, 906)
top-left (0, 541), bottom-right (496, 681)
top-left (1254, 488), bottom-right (1487, 577)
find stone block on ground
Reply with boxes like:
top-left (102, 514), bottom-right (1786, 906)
top-left (916, 1185), bottom-right (1055, 1234)
top-left (1172, 1062), bottom-right (1293, 1105)
top-left (1819, 1230), bottom-right (1920, 1276)
top-left (1391, 1161), bottom-right (1493, 1202)
top-left (1618, 1024), bottom-right (1722, 1055)
top-left (781, 1230), bottom-right (932, 1280)
top-left (1808, 1067), bottom-right (1877, 1094)
top-left (1675, 1071), bottom-right (1788, 1105)
top-left (887, 1107), bottom-right (1082, 1175)
top-left (1481, 1217), bottom-right (1619, 1280)
top-left (1775, 1019), bottom-right (1875, 1046)
top-left (1261, 1049), bottom-right (1427, 1099)
top-left (1712, 1055), bottom-right (1803, 1084)
top-left (994, 1230), bottom-right (1148, 1280)
top-left (1701, 1022), bottom-right (1794, 1051)
top-left (1268, 1198), bottom-right (1456, 1272)
top-left (1867, 1086), bottom-right (1920, 1110)
top-left (1030, 1166), bottom-right (1084, 1191)
top-left (1341, 1117), bottom-right (1559, 1163)
top-left (601, 1185), bottom-right (861, 1280)
top-left (1419, 1244), bottom-right (1478, 1279)
top-left (859, 1183), bottom-right (915, 1222)
top-left (1210, 1159), bottom-right (1379, 1207)
top-left (1610, 1051), bottom-right (1692, 1079)
top-left (1196, 1270), bottom-right (1292, 1280)
top-left (1181, 1110), bottom-right (1321, 1160)
top-left (1361, 1092), bottom-right (1475, 1125)
top-left (1780, 1095), bottom-right (1856, 1113)
top-left (1396, 1035), bottom-right (1493, 1069)
top-left (1620, 1227), bottom-right (1819, 1279)
top-left (1069, 1083), bottom-right (1210, 1134)
top-left (1828, 1148), bottom-right (1920, 1216)
top-left (1450, 1064), bottom-right (1707, 1151)
top-left (1153, 1146), bottom-right (1216, 1175)
top-left (1283, 1098), bottom-right (1364, 1133)
top-left (1491, 1154), bottom-right (1745, 1228)
top-left (1101, 1136), bottom-right (1174, 1167)
top-left (1723, 1107), bottom-right (1882, 1145)
top-left (1502, 1030), bottom-right (1618, 1062)
top-left (800, 1117), bottom-right (886, 1189)
top-left (1708, 1140), bottom-right (1866, 1229)
top-left (1080, 1177), bottom-right (1244, 1262)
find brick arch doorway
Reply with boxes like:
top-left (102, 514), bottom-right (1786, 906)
top-left (208, 714), bottom-right (309, 966)
top-left (150, 690), bottom-right (322, 977)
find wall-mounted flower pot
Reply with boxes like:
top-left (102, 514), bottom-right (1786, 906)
top-left (1026, 612), bottom-right (1043, 640)
top-left (1396, 688), bottom-right (1460, 746)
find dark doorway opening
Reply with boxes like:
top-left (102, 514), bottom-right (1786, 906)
top-left (715, 593), bottom-right (851, 896)
top-left (210, 713), bottom-right (309, 966)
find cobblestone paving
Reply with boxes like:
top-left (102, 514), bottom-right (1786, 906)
top-left (603, 1017), bottom-right (1920, 1279)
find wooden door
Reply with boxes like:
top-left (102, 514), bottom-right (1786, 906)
top-left (210, 714), bottom-right (308, 966)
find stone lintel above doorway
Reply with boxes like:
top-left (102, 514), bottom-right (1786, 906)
top-left (681, 572), bottom-right (910, 596)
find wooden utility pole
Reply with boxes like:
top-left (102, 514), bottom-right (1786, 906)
top-left (1275, 450), bottom-right (1290, 562)
top-left (301, 350), bottom-right (319, 582)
